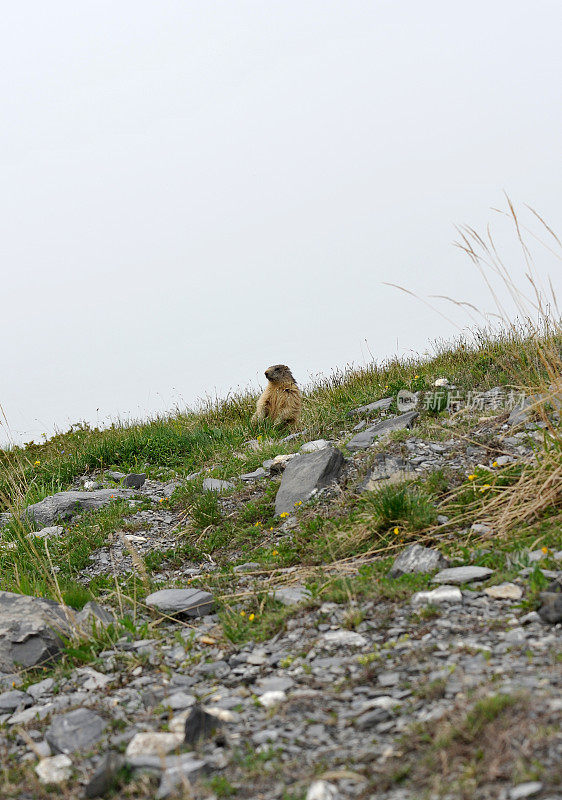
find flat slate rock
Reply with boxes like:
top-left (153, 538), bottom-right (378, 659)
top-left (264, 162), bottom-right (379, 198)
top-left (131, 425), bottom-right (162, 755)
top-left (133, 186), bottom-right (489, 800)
top-left (25, 489), bottom-right (133, 527)
top-left (122, 473), bottom-right (147, 489)
top-left (275, 447), bottom-right (345, 515)
top-left (0, 591), bottom-right (70, 671)
top-left (484, 583), bottom-right (523, 600)
top-left (432, 566), bottom-right (493, 585)
top-left (362, 453), bottom-right (413, 490)
top-left (0, 689), bottom-right (32, 712)
top-left (145, 588), bottom-right (214, 617)
top-left (202, 478), bottom-right (234, 492)
top-left (388, 544), bottom-right (448, 578)
top-left (274, 585), bottom-right (312, 606)
top-left (239, 467), bottom-right (267, 481)
top-left (46, 707), bottom-right (107, 754)
top-left (347, 397), bottom-right (393, 416)
top-left (347, 411), bottom-right (419, 451)
top-left (411, 585), bottom-right (463, 605)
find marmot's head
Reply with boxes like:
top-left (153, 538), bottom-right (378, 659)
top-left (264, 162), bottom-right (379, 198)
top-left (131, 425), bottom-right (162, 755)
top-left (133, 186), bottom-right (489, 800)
top-left (265, 364), bottom-right (296, 385)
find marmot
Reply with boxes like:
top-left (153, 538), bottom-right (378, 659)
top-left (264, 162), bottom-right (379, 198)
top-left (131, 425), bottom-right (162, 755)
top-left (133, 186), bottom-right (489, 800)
top-left (252, 365), bottom-right (302, 427)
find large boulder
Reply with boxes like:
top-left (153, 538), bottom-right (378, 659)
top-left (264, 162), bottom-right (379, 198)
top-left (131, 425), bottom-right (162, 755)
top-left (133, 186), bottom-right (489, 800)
top-left (347, 411), bottom-right (419, 451)
top-left (274, 447), bottom-right (345, 515)
top-left (25, 489), bottom-right (133, 527)
top-left (0, 591), bottom-right (70, 671)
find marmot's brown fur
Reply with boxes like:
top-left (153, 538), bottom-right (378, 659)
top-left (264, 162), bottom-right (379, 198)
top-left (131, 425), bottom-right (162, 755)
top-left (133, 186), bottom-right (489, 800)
top-left (252, 365), bottom-right (302, 427)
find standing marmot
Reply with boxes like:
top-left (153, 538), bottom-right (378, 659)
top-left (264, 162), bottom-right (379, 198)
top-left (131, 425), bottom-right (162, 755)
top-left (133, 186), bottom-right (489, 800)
top-left (252, 365), bottom-right (302, 427)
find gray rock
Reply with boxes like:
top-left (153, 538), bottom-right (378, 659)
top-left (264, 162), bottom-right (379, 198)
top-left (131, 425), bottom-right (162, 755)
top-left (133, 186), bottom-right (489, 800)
top-left (275, 447), bottom-right (345, 515)
top-left (347, 397), bottom-right (393, 416)
top-left (28, 526), bottom-right (64, 540)
top-left (46, 708), bottom-right (107, 754)
top-left (508, 397), bottom-right (534, 427)
top-left (75, 601), bottom-right (115, 630)
top-left (184, 705), bottom-right (223, 745)
top-left (411, 585), bottom-right (463, 605)
top-left (105, 471), bottom-right (126, 482)
top-left (0, 591), bottom-right (70, 671)
top-left (388, 544), bottom-right (447, 578)
top-left (239, 467), bottom-right (267, 481)
top-left (145, 588), bottom-right (213, 617)
top-left (25, 489), bottom-right (133, 526)
top-left (306, 780), bottom-right (339, 800)
top-left (322, 630), bottom-right (367, 647)
top-left (202, 478), bottom-right (234, 492)
top-left (163, 692), bottom-right (196, 710)
top-left (122, 473), bottom-right (147, 489)
top-left (538, 592), bottom-right (562, 624)
top-left (233, 562), bottom-right (261, 573)
top-left (85, 751), bottom-right (123, 798)
top-left (0, 512), bottom-right (12, 529)
top-left (26, 678), bottom-right (55, 700)
top-left (347, 411), bottom-right (419, 451)
top-left (157, 756), bottom-right (208, 799)
top-left (274, 585), bottom-right (311, 606)
top-left (35, 754), bottom-right (72, 784)
top-left (433, 566), bottom-right (493, 585)
top-left (0, 689), bottom-right (32, 712)
top-left (300, 439), bottom-right (330, 453)
top-left (509, 782), bottom-right (543, 799)
top-left (362, 454), bottom-right (412, 490)
top-left (280, 430), bottom-right (308, 443)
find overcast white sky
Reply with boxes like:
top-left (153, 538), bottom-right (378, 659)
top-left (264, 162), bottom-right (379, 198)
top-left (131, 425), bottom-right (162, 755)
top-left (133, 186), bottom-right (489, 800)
top-left (1, 1), bottom-right (561, 446)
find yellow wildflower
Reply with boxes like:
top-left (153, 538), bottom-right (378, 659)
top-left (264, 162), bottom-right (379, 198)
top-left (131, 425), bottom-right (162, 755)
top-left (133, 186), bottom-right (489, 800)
top-left (492, 461), bottom-right (498, 468)
top-left (248, 613), bottom-right (255, 622)
top-left (414, 375), bottom-right (420, 379)
top-left (294, 501), bottom-right (302, 507)
top-left (468, 474), bottom-right (476, 481)
top-left (34, 460), bottom-right (40, 466)
top-left (393, 527), bottom-right (400, 535)
top-left (541, 546), bottom-right (549, 554)
top-left (280, 512), bottom-right (289, 518)
top-left (272, 550), bottom-right (278, 556)
top-left (479, 484), bottom-right (491, 493)
top-left (240, 611), bottom-right (246, 617)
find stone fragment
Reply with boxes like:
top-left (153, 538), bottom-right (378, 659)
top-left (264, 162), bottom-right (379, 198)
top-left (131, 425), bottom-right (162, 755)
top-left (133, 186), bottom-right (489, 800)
top-left (239, 467), bottom-right (267, 481)
top-left (273, 585), bottom-right (311, 606)
top-left (202, 478), bottom-right (234, 492)
top-left (347, 397), bottom-right (393, 416)
top-left (0, 591), bottom-right (70, 671)
top-left (28, 526), bottom-right (64, 540)
top-left (347, 411), bottom-right (419, 451)
top-left (163, 691), bottom-right (196, 710)
top-left (306, 780), bottom-right (339, 800)
top-left (509, 782), bottom-right (543, 799)
top-left (300, 439), bottom-right (330, 453)
top-left (184, 705), bottom-right (223, 745)
top-left (0, 689), bottom-right (32, 712)
top-left (122, 473), bottom-right (147, 489)
top-left (258, 690), bottom-right (286, 708)
top-left (484, 583), bottom-right (523, 600)
top-left (275, 447), bottom-right (345, 515)
top-left (255, 676), bottom-right (294, 694)
top-left (85, 752), bottom-right (123, 798)
top-left (388, 544), bottom-right (447, 578)
top-left (157, 756), bottom-right (208, 799)
top-left (269, 453), bottom-right (298, 473)
top-left (125, 731), bottom-right (184, 760)
top-left (538, 592), bottom-right (562, 624)
top-left (145, 588), bottom-right (213, 617)
top-left (233, 562), bottom-right (261, 573)
top-left (25, 489), bottom-right (133, 526)
top-left (45, 708), bottom-right (107, 754)
top-left (432, 566), bottom-right (493, 585)
top-left (411, 585), bottom-right (462, 606)
top-left (362, 454), bottom-right (412, 490)
top-left (322, 630), bottom-right (367, 648)
top-left (35, 754), bottom-right (72, 784)
top-left (26, 678), bottom-right (55, 700)
top-left (75, 601), bottom-right (115, 630)
top-left (105, 471), bottom-right (126, 482)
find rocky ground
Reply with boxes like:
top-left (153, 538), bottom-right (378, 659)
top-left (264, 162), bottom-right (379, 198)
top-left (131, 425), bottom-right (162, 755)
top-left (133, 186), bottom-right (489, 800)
top-left (0, 386), bottom-right (561, 800)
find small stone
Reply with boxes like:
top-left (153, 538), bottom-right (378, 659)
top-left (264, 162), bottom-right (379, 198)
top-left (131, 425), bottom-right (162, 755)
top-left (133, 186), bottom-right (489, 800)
top-left (184, 705), bottom-right (223, 745)
top-left (125, 732), bottom-right (184, 759)
top-left (255, 676), bottom-right (294, 694)
top-left (347, 411), bottom-right (419, 451)
top-left (122, 473), bottom-right (147, 489)
top-left (75, 601), bottom-right (115, 630)
top-left (322, 630), bottom-right (367, 648)
top-left (35, 754), bottom-right (72, 784)
top-left (163, 692), bottom-right (196, 710)
top-left (85, 752), bottom-right (123, 798)
top-left (275, 447), bottom-right (345, 515)
top-left (239, 468), bottom-right (267, 481)
top-left (274, 585), bottom-right (311, 606)
top-left (156, 756), bottom-right (208, 799)
top-left (433, 566), bottom-right (493, 585)
top-left (538, 592), bottom-right (562, 624)
top-left (306, 780), bottom-right (339, 800)
top-left (28, 526), bottom-right (64, 540)
top-left (268, 453), bottom-right (297, 474)
top-left (411, 585), bottom-right (463, 606)
top-left (470, 522), bottom-right (493, 535)
top-left (388, 544), bottom-right (447, 578)
top-left (145, 588), bottom-right (213, 617)
top-left (347, 398), bottom-right (393, 417)
top-left (105, 471), bottom-right (126, 482)
top-left (46, 708), bottom-right (107, 754)
top-left (0, 689), bottom-right (32, 712)
top-left (484, 583), bottom-right (523, 600)
top-left (233, 562), bottom-right (261, 573)
top-left (300, 439), bottom-right (330, 453)
top-left (258, 691), bottom-right (287, 708)
top-left (202, 478), bottom-right (234, 492)
top-left (509, 782), bottom-right (543, 799)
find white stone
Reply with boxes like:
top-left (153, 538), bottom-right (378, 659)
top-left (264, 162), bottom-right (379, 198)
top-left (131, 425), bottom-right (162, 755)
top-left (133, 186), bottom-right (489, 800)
top-left (484, 583), bottom-right (523, 600)
top-left (322, 630), bottom-right (367, 647)
top-left (35, 754), bottom-right (72, 784)
top-left (509, 782), bottom-right (543, 799)
top-left (258, 690), bottom-right (287, 708)
top-left (300, 439), bottom-right (330, 453)
top-left (434, 378), bottom-right (449, 387)
top-left (306, 780), bottom-right (339, 800)
top-left (411, 585), bottom-right (462, 606)
top-left (125, 732), bottom-right (184, 759)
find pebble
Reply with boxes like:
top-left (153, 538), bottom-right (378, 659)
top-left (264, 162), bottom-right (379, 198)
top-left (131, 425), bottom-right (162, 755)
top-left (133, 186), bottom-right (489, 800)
top-left (35, 754), bottom-right (72, 784)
